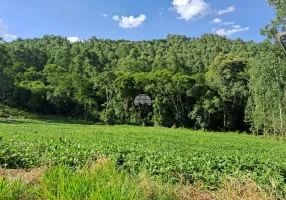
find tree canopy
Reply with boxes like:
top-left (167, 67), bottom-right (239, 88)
top-left (0, 27), bottom-right (285, 136)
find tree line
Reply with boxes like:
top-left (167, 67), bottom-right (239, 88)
top-left (0, 0), bottom-right (286, 137)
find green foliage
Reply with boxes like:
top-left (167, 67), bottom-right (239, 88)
top-left (261, 0), bottom-right (286, 38)
top-left (1, 33), bottom-right (269, 131)
top-left (1, 25), bottom-right (286, 134)
top-left (0, 119), bottom-right (286, 196)
top-left (206, 54), bottom-right (248, 131)
top-left (100, 108), bottom-right (117, 125)
top-left (246, 43), bottom-right (286, 137)
top-left (0, 178), bottom-right (30, 200)
top-left (40, 163), bottom-right (143, 200)
top-left (0, 160), bottom-right (177, 200)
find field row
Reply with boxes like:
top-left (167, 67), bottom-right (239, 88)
top-left (0, 118), bottom-right (286, 196)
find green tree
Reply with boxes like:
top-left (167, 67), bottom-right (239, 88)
top-left (206, 54), bottom-right (248, 131)
top-left (0, 40), bottom-right (10, 113)
top-left (261, 0), bottom-right (286, 38)
top-left (247, 43), bottom-right (286, 138)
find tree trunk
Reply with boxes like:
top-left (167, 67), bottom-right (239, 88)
top-left (256, 126), bottom-right (259, 136)
top-left (84, 104), bottom-right (88, 121)
top-left (161, 84), bottom-right (181, 126)
top-left (105, 88), bottom-right (110, 118)
top-left (0, 71), bottom-right (6, 114)
top-left (274, 56), bottom-right (284, 139)
top-left (279, 103), bottom-right (284, 140)
top-left (263, 104), bottom-right (266, 137)
top-left (273, 112), bottom-right (276, 136)
top-left (1, 90), bottom-right (5, 113)
top-left (223, 105), bottom-right (226, 132)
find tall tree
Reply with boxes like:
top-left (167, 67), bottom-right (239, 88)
top-left (247, 43), bottom-right (286, 138)
top-left (0, 39), bottom-right (10, 113)
top-left (206, 54), bottom-right (248, 131)
top-left (261, 0), bottom-right (286, 38)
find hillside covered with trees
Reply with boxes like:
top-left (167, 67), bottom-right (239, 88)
top-left (0, 34), bottom-right (284, 135)
top-left (0, 0), bottom-right (286, 137)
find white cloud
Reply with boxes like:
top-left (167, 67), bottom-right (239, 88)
top-left (171, 0), bottom-right (210, 21)
top-left (158, 8), bottom-right (164, 16)
top-left (0, 19), bottom-right (17, 42)
top-left (232, 25), bottom-right (241, 29)
top-left (222, 21), bottom-right (235, 25)
top-left (67, 37), bottom-right (80, 43)
top-left (217, 6), bottom-right (235, 15)
top-left (112, 15), bottom-right (120, 22)
top-left (102, 13), bottom-right (108, 18)
top-left (113, 14), bottom-right (146, 29)
top-left (210, 18), bottom-right (222, 24)
top-left (213, 26), bottom-right (250, 37)
top-left (210, 18), bottom-right (235, 26)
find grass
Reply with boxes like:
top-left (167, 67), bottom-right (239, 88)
top-left (0, 158), bottom-right (278, 200)
top-left (40, 160), bottom-right (143, 199)
top-left (0, 177), bottom-right (28, 200)
top-left (0, 117), bottom-right (286, 199)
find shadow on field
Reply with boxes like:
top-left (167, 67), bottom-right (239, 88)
top-left (0, 119), bottom-right (26, 124)
top-left (35, 117), bottom-right (92, 125)
top-left (0, 117), bottom-right (91, 126)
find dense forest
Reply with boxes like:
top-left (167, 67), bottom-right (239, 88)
top-left (0, 0), bottom-right (286, 137)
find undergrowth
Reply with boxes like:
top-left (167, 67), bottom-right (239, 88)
top-left (0, 158), bottom-right (280, 200)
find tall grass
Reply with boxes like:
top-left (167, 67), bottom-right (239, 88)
top-left (0, 177), bottom-right (30, 200)
top-left (39, 160), bottom-right (143, 199)
top-left (0, 159), bottom-right (279, 200)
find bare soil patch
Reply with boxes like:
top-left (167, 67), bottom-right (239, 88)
top-left (0, 167), bottom-right (45, 184)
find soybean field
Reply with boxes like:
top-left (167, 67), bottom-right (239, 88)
top-left (0, 118), bottom-right (286, 199)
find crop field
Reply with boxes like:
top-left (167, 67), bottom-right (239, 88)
top-left (0, 118), bottom-right (286, 199)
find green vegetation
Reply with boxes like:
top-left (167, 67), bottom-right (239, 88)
top-left (39, 162), bottom-right (145, 200)
top-left (1, 0), bottom-right (286, 136)
top-left (0, 159), bottom-right (276, 200)
top-left (0, 177), bottom-right (29, 199)
top-left (1, 0), bottom-right (286, 199)
top-left (1, 19), bottom-right (286, 137)
top-left (0, 118), bottom-right (285, 198)
top-left (1, 33), bottom-right (286, 136)
top-left (0, 0), bottom-right (285, 135)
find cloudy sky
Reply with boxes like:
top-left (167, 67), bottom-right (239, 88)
top-left (0, 0), bottom-right (275, 42)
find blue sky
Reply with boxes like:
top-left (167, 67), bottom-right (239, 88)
top-left (0, 0), bottom-right (275, 42)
